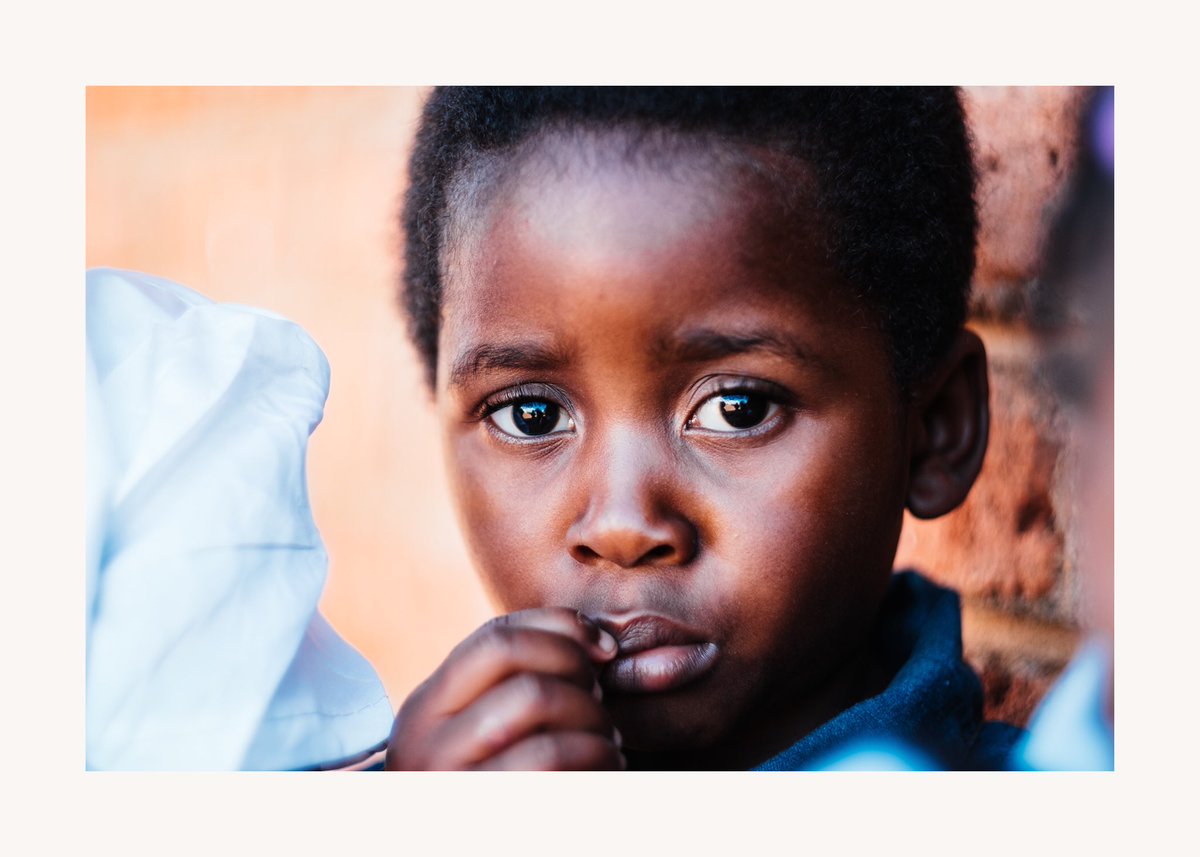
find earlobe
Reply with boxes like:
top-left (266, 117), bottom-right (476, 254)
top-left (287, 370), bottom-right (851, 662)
top-left (905, 329), bottom-right (990, 520)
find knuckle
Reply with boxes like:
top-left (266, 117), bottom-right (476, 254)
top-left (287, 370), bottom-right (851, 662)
top-left (513, 672), bottom-right (555, 712)
top-left (473, 710), bottom-right (517, 754)
top-left (471, 623), bottom-right (520, 662)
top-left (484, 627), bottom-right (518, 659)
top-left (534, 734), bottom-right (614, 771)
top-left (527, 734), bottom-right (567, 771)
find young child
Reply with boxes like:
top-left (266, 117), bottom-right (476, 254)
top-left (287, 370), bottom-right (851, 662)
top-left (385, 87), bottom-right (1020, 771)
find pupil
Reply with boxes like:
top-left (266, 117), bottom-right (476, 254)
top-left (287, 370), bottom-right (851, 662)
top-left (719, 394), bottom-right (767, 429)
top-left (513, 401), bottom-right (559, 435)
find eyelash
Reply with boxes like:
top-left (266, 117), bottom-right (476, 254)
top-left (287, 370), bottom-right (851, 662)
top-left (477, 383), bottom-right (568, 419)
top-left (477, 383), bottom-right (575, 444)
top-left (685, 378), bottom-right (794, 436)
top-left (476, 378), bottom-right (795, 442)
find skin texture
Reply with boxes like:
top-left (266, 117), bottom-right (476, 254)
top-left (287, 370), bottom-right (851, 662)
top-left (387, 131), bottom-right (989, 770)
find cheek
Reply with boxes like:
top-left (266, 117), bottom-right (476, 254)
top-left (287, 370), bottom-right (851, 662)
top-left (445, 434), bottom-right (568, 611)
top-left (710, 416), bottom-right (906, 639)
top-left (725, 419), bottom-right (905, 556)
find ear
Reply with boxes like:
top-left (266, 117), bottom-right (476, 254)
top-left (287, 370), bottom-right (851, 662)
top-left (905, 329), bottom-right (990, 519)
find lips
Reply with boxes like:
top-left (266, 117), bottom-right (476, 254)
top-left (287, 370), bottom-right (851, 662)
top-left (597, 615), bottom-right (720, 695)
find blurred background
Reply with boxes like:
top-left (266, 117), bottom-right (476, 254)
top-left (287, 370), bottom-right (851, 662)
top-left (86, 86), bottom-right (1102, 726)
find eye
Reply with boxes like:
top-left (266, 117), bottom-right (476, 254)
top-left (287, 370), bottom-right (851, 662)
top-left (689, 391), bottom-right (780, 432)
top-left (489, 399), bottom-right (576, 438)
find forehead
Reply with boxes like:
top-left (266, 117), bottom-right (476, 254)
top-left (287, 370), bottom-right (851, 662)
top-left (438, 130), bottom-right (867, 388)
top-left (446, 130), bottom-right (829, 282)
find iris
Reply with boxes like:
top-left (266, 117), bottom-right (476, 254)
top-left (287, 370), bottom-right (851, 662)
top-left (717, 394), bottom-right (767, 429)
top-left (512, 401), bottom-right (560, 436)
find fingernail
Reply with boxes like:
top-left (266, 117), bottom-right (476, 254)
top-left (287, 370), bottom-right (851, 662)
top-left (593, 678), bottom-right (604, 701)
top-left (612, 727), bottom-right (623, 749)
top-left (619, 752), bottom-right (628, 771)
top-left (598, 630), bottom-right (618, 655)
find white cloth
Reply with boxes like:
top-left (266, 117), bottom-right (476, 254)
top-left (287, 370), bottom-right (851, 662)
top-left (86, 268), bottom-right (392, 770)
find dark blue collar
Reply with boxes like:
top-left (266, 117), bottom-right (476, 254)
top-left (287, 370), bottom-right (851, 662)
top-left (755, 571), bottom-right (1013, 770)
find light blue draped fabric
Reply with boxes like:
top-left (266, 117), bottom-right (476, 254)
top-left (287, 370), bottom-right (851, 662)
top-left (86, 268), bottom-right (392, 770)
top-left (1011, 637), bottom-right (1114, 772)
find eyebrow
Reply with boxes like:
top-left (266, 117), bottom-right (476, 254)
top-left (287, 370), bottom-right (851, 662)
top-left (656, 327), bottom-right (819, 366)
top-left (449, 327), bottom-right (819, 389)
top-left (448, 341), bottom-right (573, 389)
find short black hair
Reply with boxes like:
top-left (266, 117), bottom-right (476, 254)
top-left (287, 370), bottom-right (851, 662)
top-left (401, 87), bottom-right (978, 393)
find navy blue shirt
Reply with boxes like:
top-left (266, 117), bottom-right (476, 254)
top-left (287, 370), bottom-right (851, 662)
top-left (755, 571), bottom-right (1023, 770)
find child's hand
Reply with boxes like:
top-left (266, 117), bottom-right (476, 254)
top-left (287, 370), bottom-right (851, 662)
top-left (384, 608), bottom-right (624, 770)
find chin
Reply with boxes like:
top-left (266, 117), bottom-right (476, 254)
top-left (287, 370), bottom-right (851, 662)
top-left (605, 690), bottom-right (731, 754)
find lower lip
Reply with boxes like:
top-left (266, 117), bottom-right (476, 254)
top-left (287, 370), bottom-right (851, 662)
top-left (602, 642), bottom-right (720, 695)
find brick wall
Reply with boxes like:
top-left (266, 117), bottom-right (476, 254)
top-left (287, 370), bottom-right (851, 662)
top-left (895, 86), bottom-right (1095, 725)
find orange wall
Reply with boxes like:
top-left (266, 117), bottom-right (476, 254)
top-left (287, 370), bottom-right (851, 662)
top-left (88, 87), bottom-right (492, 710)
top-left (87, 86), bottom-right (1093, 723)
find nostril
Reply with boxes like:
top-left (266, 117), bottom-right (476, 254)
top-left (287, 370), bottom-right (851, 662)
top-left (572, 541), bottom-right (680, 568)
top-left (641, 545), bottom-right (675, 563)
top-left (573, 545), bottom-right (601, 563)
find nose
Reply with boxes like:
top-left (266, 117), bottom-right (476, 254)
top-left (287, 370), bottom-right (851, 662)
top-left (566, 431), bottom-right (698, 570)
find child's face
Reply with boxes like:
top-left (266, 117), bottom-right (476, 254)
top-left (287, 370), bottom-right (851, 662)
top-left (435, 135), bottom-right (913, 763)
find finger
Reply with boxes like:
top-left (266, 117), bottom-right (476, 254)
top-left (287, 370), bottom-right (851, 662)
top-left (439, 673), bottom-right (616, 766)
top-left (472, 731), bottom-right (626, 771)
top-left (491, 608), bottom-right (619, 663)
top-left (423, 625), bottom-right (601, 717)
